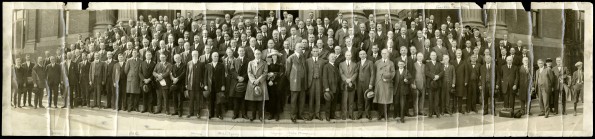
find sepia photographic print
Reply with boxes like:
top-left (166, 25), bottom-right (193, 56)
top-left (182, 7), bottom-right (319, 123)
top-left (2, 2), bottom-right (592, 137)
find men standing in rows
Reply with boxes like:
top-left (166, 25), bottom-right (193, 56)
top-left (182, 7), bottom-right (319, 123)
top-left (286, 43), bottom-right (307, 123)
top-left (426, 52), bottom-right (443, 117)
top-left (140, 52), bottom-right (156, 113)
top-left (374, 49), bottom-right (395, 120)
top-left (306, 47), bottom-right (326, 121)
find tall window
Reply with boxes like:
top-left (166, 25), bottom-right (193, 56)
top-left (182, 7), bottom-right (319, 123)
top-left (578, 11), bottom-right (584, 42)
top-left (531, 10), bottom-right (540, 37)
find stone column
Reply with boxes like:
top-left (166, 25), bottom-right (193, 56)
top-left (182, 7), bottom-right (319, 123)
top-left (488, 9), bottom-right (508, 39)
top-left (117, 9), bottom-right (138, 26)
top-left (461, 9), bottom-right (483, 29)
top-left (376, 10), bottom-right (400, 24)
top-left (93, 10), bottom-right (116, 35)
top-left (339, 10), bottom-right (366, 27)
top-left (205, 10), bottom-right (225, 24)
top-left (233, 10), bottom-right (258, 22)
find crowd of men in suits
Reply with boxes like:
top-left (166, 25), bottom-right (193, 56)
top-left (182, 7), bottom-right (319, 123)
top-left (11, 10), bottom-right (585, 124)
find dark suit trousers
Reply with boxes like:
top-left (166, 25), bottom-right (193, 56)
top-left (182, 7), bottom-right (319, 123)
top-left (105, 84), bottom-right (113, 108)
top-left (249, 101), bottom-right (264, 119)
top-left (142, 89), bottom-right (154, 112)
top-left (171, 89), bottom-right (183, 114)
top-left (441, 85), bottom-right (453, 114)
top-left (16, 84), bottom-right (25, 106)
top-left (355, 84), bottom-right (372, 117)
top-left (482, 85), bottom-right (493, 114)
top-left (428, 87), bottom-right (441, 116)
top-left (308, 79), bottom-right (322, 117)
top-left (208, 90), bottom-right (217, 117)
top-left (127, 93), bottom-right (139, 111)
top-left (49, 84), bottom-right (59, 107)
top-left (65, 84), bottom-right (77, 108)
top-left (93, 83), bottom-right (103, 107)
top-left (504, 87), bottom-right (515, 109)
top-left (393, 94), bottom-right (407, 119)
top-left (24, 83), bottom-right (33, 106)
top-left (34, 86), bottom-right (44, 107)
top-left (538, 85), bottom-right (550, 114)
top-left (232, 97), bottom-right (247, 117)
top-left (268, 87), bottom-right (283, 118)
top-left (82, 83), bottom-right (91, 106)
top-left (117, 82), bottom-right (127, 110)
top-left (342, 87), bottom-right (356, 118)
top-left (289, 91), bottom-right (305, 119)
top-left (559, 89), bottom-right (566, 113)
top-left (187, 90), bottom-right (200, 116)
top-left (156, 86), bottom-right (169, 113)
top-left (466, 83), bottom-right (478, 112)
top-left (323, 93), bottom-right (334, 118)
top-left (330, 91), bottom-right (341, 118)
top-left (550, 89), bottom-right (560, 113)
top-left (357, 83), bottom-right (372, 117)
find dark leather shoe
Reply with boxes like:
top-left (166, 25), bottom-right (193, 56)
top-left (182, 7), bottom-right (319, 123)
top-left (538, 113), bottom-right (545, 116)
top-left (291, 118), bottom-right (297, 123)
top-left (186, 115), bottom-right (193, 118)
top-left (232, 115), bottom-right (239, 120)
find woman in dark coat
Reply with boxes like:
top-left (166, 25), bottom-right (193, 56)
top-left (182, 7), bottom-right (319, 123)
top-left (265, 50), bottom-right (285, 121)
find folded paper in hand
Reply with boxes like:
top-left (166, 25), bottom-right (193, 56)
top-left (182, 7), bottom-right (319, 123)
top-left (159, 80), bottom-right (167, 86)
